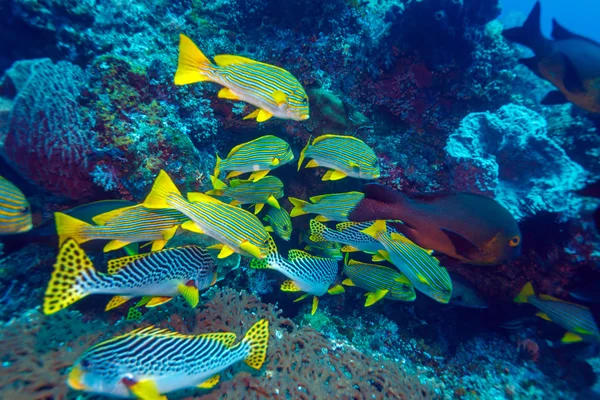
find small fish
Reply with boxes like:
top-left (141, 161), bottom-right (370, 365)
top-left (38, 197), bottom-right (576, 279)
top-left (449, 273), bottom-right (488, 309)
top-left (263, 206), bottom-right (293, 241)
top-left (175, 34), bottom-right (309, 122)
top-left (143, 170), bottom-right (271, 259)
top-left (297, 134), bottom-right (380, 181)
top-left (205, 175), bottom-right (284, 214)
top-left (289, 191), bottom-right (364, 222)
top-left (502, 2), bottom-right (600, 113)
top-left (43, 239), bottom-right (217, 315)
top-left (0, 175), bottom-right (32, 234)
top-left (214, 135), bottom-right (294, 182)
top-left (250, 237), bottom-right (343, 314)
top-left (299, 230), bottom-right (344, 260)
top-left (55, 205), bottom-right (188, 252)
top-left (309, 219), bottom-right (392, 254)
top-left (349, 184), bottom-right (521, 266)
top-left (342, 255), bottom-right (415, 306)
top-left (515, 282), bottom-right (600, 343)
top-left (67, 319), bottom-right (269, 399)
top-left (361, 220), bottom-right (453, 304)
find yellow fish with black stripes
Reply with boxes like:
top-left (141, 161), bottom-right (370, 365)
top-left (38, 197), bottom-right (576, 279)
top-left (43, 239), bottom-right (217, 314)
top-left (289, 191), bottom-right (365, 222)
top-left (175, 34), bottom-right (309, 122)
top-left (0, 175), bottom-right (32, 234)
top-left (143, 170), bottom-right (271, 259)
top-left (214, 135), bottom-right (294, 182)
top-left (67, 320), bottom-right (269, 399)
top-left (205, 175), bottom-right (283, 214)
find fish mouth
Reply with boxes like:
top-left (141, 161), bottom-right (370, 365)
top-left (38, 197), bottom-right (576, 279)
top-left (67, 366), bottom-right (86, 391)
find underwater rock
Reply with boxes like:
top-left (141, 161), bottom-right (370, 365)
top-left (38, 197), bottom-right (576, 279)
top-left (445, 104), bottom-right (587, 220)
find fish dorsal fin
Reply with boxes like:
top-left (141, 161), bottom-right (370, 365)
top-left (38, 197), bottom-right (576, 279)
top-left (288, 249), bottom-right (319, 262)
top-left (187, 191), bottom-right (222, 204)
top-left (107, 254), bottom-right (149, 274)
top-left (128, 326), bottom-right (191, 339)
top-left (198, 332), bottom-right (237, 348)
top-left (214, 54), bottom-right (258, 66)
top-left (538, 294), bottom-right (588, 310)
top-left (551, 18), bottom-right (600, 45)
top-left (92, 205), bottom-right (136, 225)
top-left (312, 134), bottom-right (355, 145)
top-left (336, 221), bottom-right (358, 231)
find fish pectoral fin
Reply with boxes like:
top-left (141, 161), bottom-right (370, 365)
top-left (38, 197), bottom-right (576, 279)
top-left (217, 245), bottom-right (236, 259)
top-left (281, 280), bottom-right (302, 292)
top-left (272, 89), bottom-right (287, 106)
top-left (535, 312), bottom-right (552, 321)
top-left (123, 378), bottom-right (166, 400)
top-left (322, 169), bottom-right (347, 181)
top-left (264, 225), bottom-right (274, 232)
top-left (305, 159), bottom-right (319, 168)
top-left (181, 220), bottom-right (204, 234)
top-left (145, 296), bottom-right (173, 308)
top-left (327, 284), bottom-right (345, 295)
top-left (218, 87), bottom-right (240, 100)
top-left (243, 109), bottom-right (260, 120)
top-left (249, 170), bottom-right (269, 182)
top-left (105, 296), bottom-right (132, 311)
top-left (254, 203), bottom-right (265, 214)
top-left (104, 240), bottom-right (131, 252)
top-left (561, 331), bottom-right (584, 344)
top-left (541, 90), bottom-right (568, 105)
top-left (311, 296), bottom-right (319, 315)
top-left (364, 289), bottom-right (389, 307)
top-left (197, 374), bottom-right (221, 389)
top-left (271, 157), bottom-right (280, 166)
top-left (561, 53), bottom-right (585, 94)
top-left (440, 228), bottom-right (479, 260)
top-left (178, 283), bottom-right (200, 308)
top-left (266, 195), bottom-right (280, 209)
top-left (342, 278), bottom-right (355, 286)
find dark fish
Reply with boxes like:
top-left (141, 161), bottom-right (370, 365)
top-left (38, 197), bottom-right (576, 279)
top-left (449, 273), bottom-right (488, 309)
top-left (349, 184), bottom-right (521, 266)
top-left (575, 180), bottom-right (600, 231)
top-left (502, 1), bottom-right (600, 113)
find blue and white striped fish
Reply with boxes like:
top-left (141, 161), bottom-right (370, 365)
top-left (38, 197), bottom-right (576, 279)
top-left (43, 239), bottom-right (217, 315)
top-left (175, 34), bottom-right (309, 122)
top-left (342, 256), bottom-right (416, 306)
top-left (206, 175), bottom-right (284, 214)
top-left (298, 134), bottom-right (380, 181)
top-left (362, 220), bottom-right (452, 304)
top-left (515, 282), bottom-right (600, 344)
top-left (143, 170), bottom-right (271, 259)
top-left (263, 206), bottom-right (293, 241)
top-left (309, 219), bottom-right (396, 254)
top-left (0, 175), bottom-right (32, 234)
top-left (214, 135), bottom-right (294, 182)
top-left (289, 191), bottom-right (365, 222)
top-left (67, 319), bottom-right (269, 399)
top-left (55, 205), bottom-right (188, 252)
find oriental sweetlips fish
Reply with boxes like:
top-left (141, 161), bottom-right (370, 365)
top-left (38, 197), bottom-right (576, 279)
top-left (0, 175), bottom-right (32, 234)
top-left (250, 236), bottom-right (344, 314)
top-left (55, 205), bottom-right (188, 252)
top-left (174, 34), bottom-right (309, 122)
top-left (43, 239), bottom-right (217, 315)
top-left (349, 184), bottom-right (521, 266)
top-left (214, 135), bottom-right (294, 182)
top-left (298, 134), bottom-right (380, 181)
top-left (309, 219), bottom-right (394, 254)
top-left (67, 320), bottom-right (269, 399)
top-left (289, 191), bottom-right (365, 222)
top-left (362, 220), bottom-right (453, 304)
top-left (342, 255), bottom-right (415, 306)
top-left (515, 282), bottom-right (600, 343)
top-left (144, 170), bottom-right (271, 259)
top-left (263, 206), bottom-right (293, 241)
top-left (206, 175), bottom-right (284, 214)
top-left (502, 1), bottom-right (600, 113)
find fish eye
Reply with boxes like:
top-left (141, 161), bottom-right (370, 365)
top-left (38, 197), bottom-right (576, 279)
top-left (509, 236), bottom-right (521, 247)
top-left (81, 359), bottom-right (91, 369)
top-left (19, 206), bottom-right (28, 214)
top-left (302, 97), bottom-right (308, 105)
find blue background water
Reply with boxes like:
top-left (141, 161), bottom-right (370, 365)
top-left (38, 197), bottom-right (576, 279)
top-left (500, 0), bottom-right (600, 42)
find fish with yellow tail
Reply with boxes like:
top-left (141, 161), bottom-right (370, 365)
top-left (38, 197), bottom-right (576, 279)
top-left (55, 205), bottom-right (188, 252)
top-left (174, 34), bottom-right (309, 122)
top-left (67, 319), bottom-right (269, 399)
top-left (263, 206), bottom-right (293, 241)
top-left (361, 220), bottom-right (452, 304)
top-left (297, 134), bottom-right (380, 181)
top-left (514, 282), bottom-right (600, 344)
top-left (250, 236), bottom-right (344, 315)
top-left (289, 191), bottom-right (364, 222)
top-left (214, 135), bottom-right (294, 182)
top-left (309, 219), bottom-right (399, 254)
top-left (205, 175), bottom-right (284, 214)
top-left (43, 239), bottom-right (217, 315)
top-left (143, 170), bottom-right (270, 259)
top-left (0, 175), bottom-right (32, 234)
top-left (342, 254), bottom-right (416, 306)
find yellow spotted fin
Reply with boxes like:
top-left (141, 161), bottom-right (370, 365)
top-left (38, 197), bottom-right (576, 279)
top-left (242, 319), bottom-right (269, 369)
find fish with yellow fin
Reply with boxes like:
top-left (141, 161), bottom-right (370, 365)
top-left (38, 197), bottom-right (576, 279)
top-left (0, 175), bottom-right (32, 234)
top-left (309, 219), bottom-right (394, 254)
top-left (67, 319), bottom-right (269, 399)
top-left (515, 282), bottom-right (600, 344)
top-left (214, 135), bottom-right (294, 182)
top-left (174, 34), bottom-right (309, 122)
top-left (289, 191), bottom-right (364, 222)
top-left (297, 134), bottom-right (380, 181)
top-left (43, 239), bottom-right (217, 315)
top-left (205, 175), bottom-right (283, 214)
top-left (143, 170), bottom-right (271, 259)
top-left (263, 206), bottom-right (293, 241)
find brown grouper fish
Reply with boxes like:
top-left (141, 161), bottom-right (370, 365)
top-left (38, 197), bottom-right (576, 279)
top-left (348, 184), bottom-right (521, 266)
top-left (502, 1), bottom-right (600, 113)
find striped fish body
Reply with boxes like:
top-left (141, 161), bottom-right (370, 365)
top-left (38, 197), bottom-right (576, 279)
top-left (67, 320), bottom-right (269, 398)
top-left (298, 135), bottom-right (380, 181)
top-left (343, 260), bottom-right (416, 302)
top-left (175, 35), bottom-right (309, 122)
top-left (207, 176), bottom-right (284, 213)
top-left (289, 192), bottom-right (364, 222)
top-left (310, 220), bottom-right (385, 253)
top-left (264, 206), bottom-right (292, 241)
top-left (0, 175), bottom-right (32, 234)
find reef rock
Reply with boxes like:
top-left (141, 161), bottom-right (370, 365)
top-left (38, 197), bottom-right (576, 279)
top-left (445, 104), bottom-right (587, 220)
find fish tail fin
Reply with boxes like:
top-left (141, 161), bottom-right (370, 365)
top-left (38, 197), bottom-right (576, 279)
top-left (43, 239), bottom-right (99, 315)
top-left (206, 175), bottom-right (227, 196)
top-left (360, 220), bottom-right (387, 239)
top-left (174, 34), bottom-right (214, 85)
top-left (309, 219), bottom-right (327, 242)
top-left (288, 197), bottom-right (308, 217)
top-left (54, 212), bottom-right (92, 247)
top-left (242, 319), bottom-right (269, 369)
top-left (297, 137), bottom-right (311, 171)
top-left (502, 2), bottom-right (545, 53)
top-left (213, 154), bottom-right (222, 177)
top-left (514, 282), bottom-right (535, 304)
top-left (143, 170), bottom-right (183, 209)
